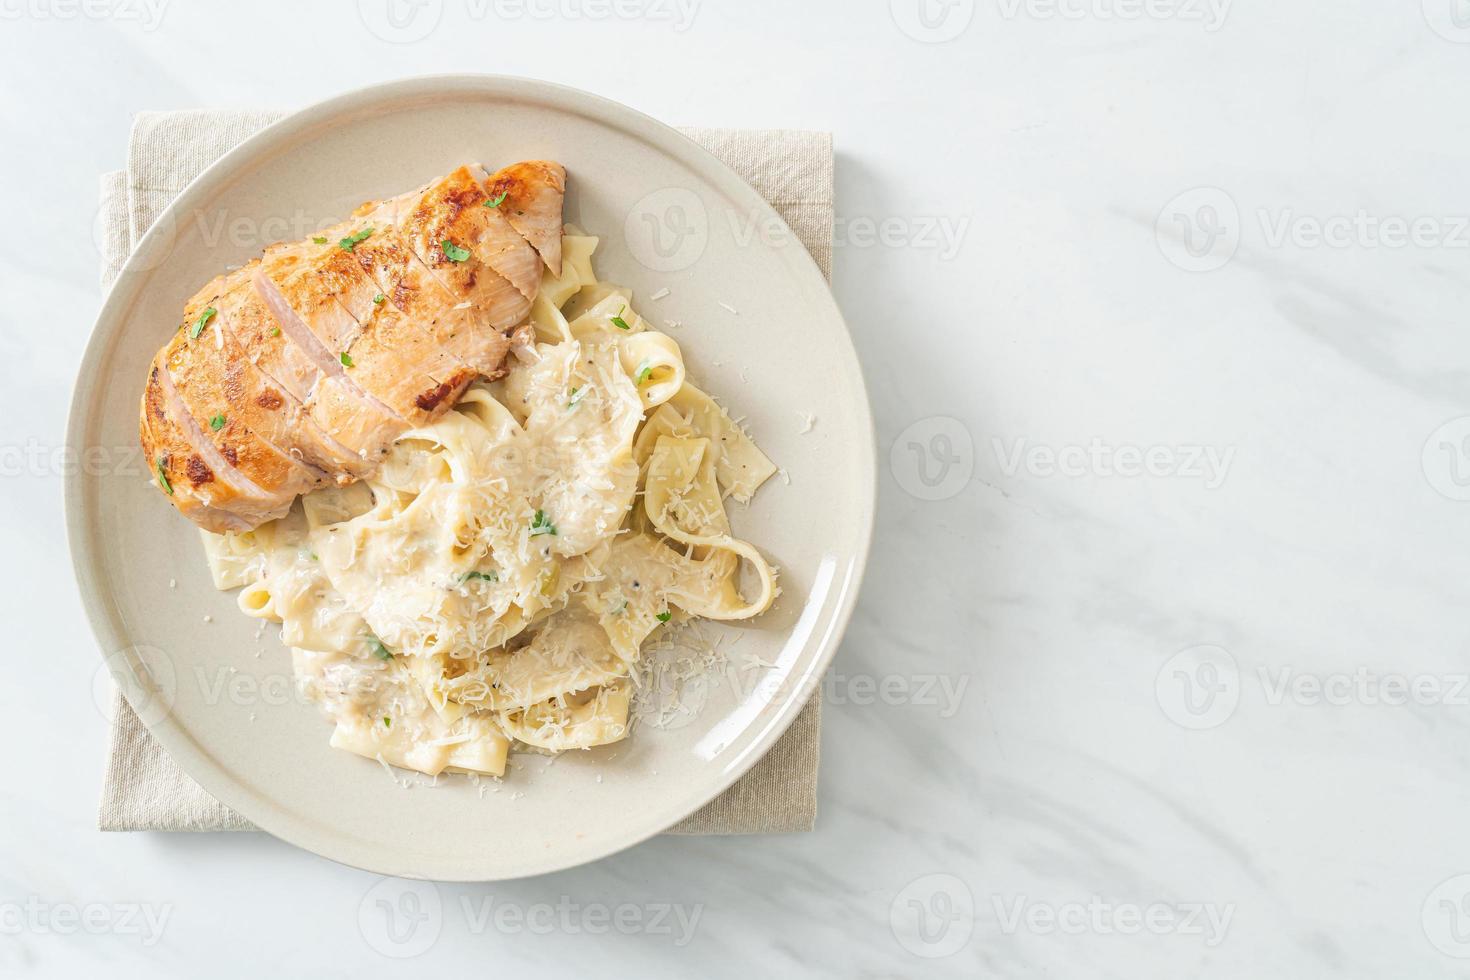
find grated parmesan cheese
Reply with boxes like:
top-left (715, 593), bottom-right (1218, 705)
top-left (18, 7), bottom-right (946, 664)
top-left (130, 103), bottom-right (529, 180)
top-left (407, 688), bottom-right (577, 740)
top-left (198, 248), bottom-right (781, 786)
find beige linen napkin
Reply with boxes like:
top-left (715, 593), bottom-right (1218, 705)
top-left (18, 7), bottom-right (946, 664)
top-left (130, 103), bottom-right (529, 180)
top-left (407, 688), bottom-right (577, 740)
top-left (97, 110), bottom-right (833, 836)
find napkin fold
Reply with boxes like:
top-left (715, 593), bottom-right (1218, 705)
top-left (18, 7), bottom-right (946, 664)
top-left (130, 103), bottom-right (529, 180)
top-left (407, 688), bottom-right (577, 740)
top-left (97, 109), bottom-right (833, 837)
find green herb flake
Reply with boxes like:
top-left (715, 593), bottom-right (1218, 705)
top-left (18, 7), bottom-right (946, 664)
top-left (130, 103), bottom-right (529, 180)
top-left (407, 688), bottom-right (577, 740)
top-left (383, 716), bottom-right (392, 728)
top-left (366, 635), bottom-right (393, 660)
top-left (340, 351), bottom-right (354, 368)
top-left (656, 611), bottom-right (672, 623)
top-left (270, 327), bottom-right (281, 337)
top-left (634, 360), bottom-right (653, 385)
top-left (458, 570), bottom-right (499, 585)
top-left (373, 293), bottom-right (385, 305)
top-left (208, 413), bottom-right (226, 431)
top-left (154, 456), bottom-right (172, 495)
top-left (483, 190), bottom-right (509, 208)
top-left (312, 236), bottom-right (328, 245)
top-left (189, 306), bottom-right (217, 340)
top-left (610, 305), bottom-right (631, 331)
top-left (529, 509), bottom-right (557, 537)
top-left (339, 226), bottom-right (373, 252)
top-left (567, 386), bottom-right (588, 409)
top-left (440, 239), bottom-right (471, 263)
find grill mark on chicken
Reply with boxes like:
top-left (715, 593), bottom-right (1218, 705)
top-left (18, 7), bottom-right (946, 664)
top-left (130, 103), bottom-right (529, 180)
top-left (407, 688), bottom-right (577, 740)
top-left (185, 456), bottom-right (214, 486)
top-left (414, 368), bottom-right (475, 412)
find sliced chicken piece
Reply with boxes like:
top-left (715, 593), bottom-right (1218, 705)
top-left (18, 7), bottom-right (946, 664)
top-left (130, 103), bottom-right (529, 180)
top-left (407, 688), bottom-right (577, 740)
top-left (182, 271), bottom-right (374, 480)
top-left (352, 303), bottom-right (483, 415)
top-left (249, 269), bottom-right (409, 462)
top-left (385, 169), bottom-right (536, 332)
top-left (258, 229), bottom-right (480, 422)
top-left (201, 274), bottom-right (374, 478)
top-left (213, 260), bottom-right (323, 406)
top-left (257, 239), bottom-right (376, 367)
top-left (363, 168), bottom-right (542, 300)
top-left (347, 199), bottom-right (524, 377)
top-left (485, 161), bottom-right (566, 276)
top-left (143, 355), bottom-right (289, 531)
top-left (165, 292), bottom-right (333, 501)
top-left (463, 164), bottom-right (543, 299)
top-left (138, 388), bottom-right (254, 533)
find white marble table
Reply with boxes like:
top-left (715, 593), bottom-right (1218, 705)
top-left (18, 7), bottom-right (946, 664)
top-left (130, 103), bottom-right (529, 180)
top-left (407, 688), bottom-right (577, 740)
top-left (4, 0), bottom-right (1470, 975)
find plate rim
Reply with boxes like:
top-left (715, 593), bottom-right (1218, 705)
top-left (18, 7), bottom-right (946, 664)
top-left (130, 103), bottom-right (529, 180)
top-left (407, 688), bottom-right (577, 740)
top-left (65, 73), bottom-right (875, 880)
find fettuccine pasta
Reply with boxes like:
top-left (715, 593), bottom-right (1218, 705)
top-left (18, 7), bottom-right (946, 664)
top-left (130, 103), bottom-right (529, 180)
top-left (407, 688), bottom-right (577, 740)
top-left (200, 232), bottom-right (779, 778)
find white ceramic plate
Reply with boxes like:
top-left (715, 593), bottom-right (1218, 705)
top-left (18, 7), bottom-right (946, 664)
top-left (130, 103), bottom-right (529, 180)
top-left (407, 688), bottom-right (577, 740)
top-left (66, 75), bottom-right (873, 880)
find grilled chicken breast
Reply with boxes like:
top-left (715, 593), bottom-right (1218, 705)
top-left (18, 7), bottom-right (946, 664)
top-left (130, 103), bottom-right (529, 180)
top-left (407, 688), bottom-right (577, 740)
top-left (140, 161), bottom-right (567, 532)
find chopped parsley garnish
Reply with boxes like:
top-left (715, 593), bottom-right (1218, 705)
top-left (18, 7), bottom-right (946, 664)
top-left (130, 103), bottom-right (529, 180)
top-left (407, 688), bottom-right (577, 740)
top-left (312, 236), bottom-right (328, 245)
top-left (483, 190), bottom-right (508, 208)
top-left (209, 413), bottom-right (226, 431)
top-left (656, 610), bottom-right (672, 623)
top-left (440, 239), bottom-right (471, 263)
top-left (634, 360), bottom-right (653, 385)
top-left (339, 227), bottom-right (373, 252)
top-left (366, 635), bottom-right (393, 660)
top-left (459, 570), bottom-right (499, 585)
top-left (610, 305), bottom-right (631, 330)
top-left (373, 293), bottom-right (385, 305)
top-left (529, 509), bottom-right (557, 537)
top-left (189, 306), bottom-right (216, 340)
top-left (270, 327), bottom-right (280, 337)
top-left (383, 716), bottom-right (392, 728)
top-left (567, 386), bottom-right (588, 408)
top-left (154, 456), bottom-right (172, 495)
top-left (339, 351), bottom-right (354, 368)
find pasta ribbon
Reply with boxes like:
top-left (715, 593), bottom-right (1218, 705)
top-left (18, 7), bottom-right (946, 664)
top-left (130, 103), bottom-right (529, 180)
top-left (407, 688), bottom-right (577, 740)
top-left (197, 227), bottom-right (780, 776)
